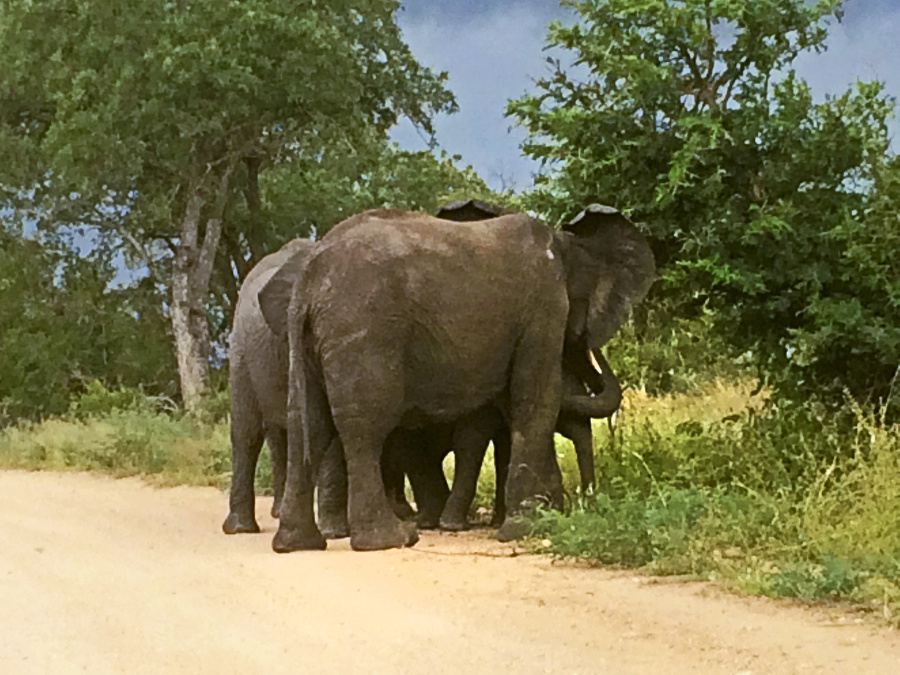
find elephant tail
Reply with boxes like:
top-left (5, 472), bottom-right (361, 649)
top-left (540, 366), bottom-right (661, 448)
top-left (286, 293), bottom-right (325, 491)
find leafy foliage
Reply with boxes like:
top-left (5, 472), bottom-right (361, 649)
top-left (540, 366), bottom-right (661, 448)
top-left (0, 225), bottom-right (176, 424)
top-left (0, 0), bottom-right (461, 404)
top-left (529, 386), bottom-right (900, 623)
top-left (508, 0), bottom-right (898, 404)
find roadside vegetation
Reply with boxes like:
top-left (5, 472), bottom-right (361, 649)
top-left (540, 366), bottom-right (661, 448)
top-left (530, 378), bottom-right (900, 627)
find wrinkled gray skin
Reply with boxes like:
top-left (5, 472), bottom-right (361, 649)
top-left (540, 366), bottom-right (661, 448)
top-left (222, 238), bottom-right (418, 536)
top-left (260, 206), bottom-right (655, 551)
top-left (346, 201), bottom-right (625, 533)
top-left (412, 352), bottom-right (621, 533)
top-left (222, 239), bottom-right (312, 535)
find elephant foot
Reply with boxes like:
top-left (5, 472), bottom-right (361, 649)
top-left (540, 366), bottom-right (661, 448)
top-left (350, 520), bottom-right (419, 551)
top-left (439, 515), bottom-right (469, 532)
top-left (222, 512), bottom-right (260, 535)
top-left (270, 500), bottom-right (281, 519)
top-left (417, 512), bottom-right (441, 530)
top-left (390, 500), bottom-right (417, 522)
top-left (496, 516), bottom-right (533, 543)
top-left (318, 518), bottom-right (350, 540)
top-left (272, 524), bottom-right (327, 553)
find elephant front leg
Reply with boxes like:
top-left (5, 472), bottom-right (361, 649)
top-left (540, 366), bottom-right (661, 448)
top-left (496, 338), bottom-right (564, 542)
top-left (557, 414), bottom-right (595, 493)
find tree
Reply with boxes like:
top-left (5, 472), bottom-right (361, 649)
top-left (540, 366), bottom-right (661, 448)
top-left (507, 0), bottom-right (897, 403)
top-left (0, 224), bottom-right (177, 424)
top-left (211, 129), bottom-right (496, 330)
top-left (0, 0), bottom-right (456, 411)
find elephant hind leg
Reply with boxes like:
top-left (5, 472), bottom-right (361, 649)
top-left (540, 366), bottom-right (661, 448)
top-left (316, 437), bottom-right (350, 539)
top-left (265, 425), bottom-right (287, 518)
top-left (342, 422), bottom-right (419, 551)
top-left (223, 372), bottom-right (265, 534)
top-left (328, 380), bottom-right (418, 550)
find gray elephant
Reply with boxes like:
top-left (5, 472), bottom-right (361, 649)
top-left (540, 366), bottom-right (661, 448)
top-left (259, 205), bottom-right (655, 551)
top-left (365, 200), bottom-right (624, 532)
top-left (223, 238), bottom-right (422, 536)
top-left (223, 239), bottom-right (312, 535)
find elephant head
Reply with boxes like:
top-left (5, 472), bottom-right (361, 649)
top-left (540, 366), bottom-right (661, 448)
top-left (436, 200), bottom-right (649, 421)
top-left (557, 204), bottom-right (654, 404)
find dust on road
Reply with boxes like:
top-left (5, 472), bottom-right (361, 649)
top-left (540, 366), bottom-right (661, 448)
top-left (1, 470), bottom-right (897, 674)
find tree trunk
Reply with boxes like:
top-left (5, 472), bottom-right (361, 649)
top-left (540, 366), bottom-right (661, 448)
top-left (170, 169), bottom-right (232, 413)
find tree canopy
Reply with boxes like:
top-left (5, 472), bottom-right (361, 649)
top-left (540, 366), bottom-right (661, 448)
top-left (508, 0), bottom-right (898, 404)
top-left (0, 222), bottom-right (176, 424)
top-left (0, 0), bottom-right (465, 409)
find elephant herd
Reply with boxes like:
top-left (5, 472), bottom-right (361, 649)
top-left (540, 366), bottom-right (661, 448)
top-left (222, 200), bottom-right (655, 552)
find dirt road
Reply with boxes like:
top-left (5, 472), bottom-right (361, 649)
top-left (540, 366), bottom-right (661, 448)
top-left (1, 471), bottom-right (897, 674)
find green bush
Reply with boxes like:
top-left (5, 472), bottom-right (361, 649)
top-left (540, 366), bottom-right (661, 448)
top-left (528, 388), bottom-right (900, 624)
top-left (0, 407), bottom-right (232, 488)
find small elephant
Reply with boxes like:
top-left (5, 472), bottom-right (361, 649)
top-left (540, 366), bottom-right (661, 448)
top-left (259, 204), bottom-right (654, 551)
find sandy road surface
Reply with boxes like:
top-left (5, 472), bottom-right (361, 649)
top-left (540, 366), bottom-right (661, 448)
top-left (1, 471), bottom-right (897, 674)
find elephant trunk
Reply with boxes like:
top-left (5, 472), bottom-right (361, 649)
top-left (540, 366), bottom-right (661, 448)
top-left (560, 349), bottom-right (621, 419)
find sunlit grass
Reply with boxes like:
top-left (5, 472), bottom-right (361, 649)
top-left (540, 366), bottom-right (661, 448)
top-left (527, 381), bottom-right (900, 625)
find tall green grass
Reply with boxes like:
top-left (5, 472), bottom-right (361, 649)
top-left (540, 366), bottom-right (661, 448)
top-left (527, 384), bottom-right (900, 624)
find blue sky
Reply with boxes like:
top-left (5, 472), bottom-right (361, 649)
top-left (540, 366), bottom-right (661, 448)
top-left (391, 0), bottom-right (900, 191)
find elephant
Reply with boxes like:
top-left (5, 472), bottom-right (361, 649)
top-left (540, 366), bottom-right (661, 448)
top-left (222, 238), bottom-right (313, 535)
top-left (361, 199), bottom-right (625, 533)
top-left (258, 204), bottom-right (655, 551)
top-left (222, 238), bottom-right (417, 536)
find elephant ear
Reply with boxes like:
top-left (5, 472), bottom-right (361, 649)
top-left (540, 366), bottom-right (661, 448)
top-left (257, 248), bottom-right (311, 336)
top-left (436, 198), bottom-right (510, 222)
top-left (565, 204), bottom-right (656, 347)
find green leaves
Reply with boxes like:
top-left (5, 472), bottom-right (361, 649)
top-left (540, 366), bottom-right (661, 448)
top-left (0, 226), bottom-right (177, 423)
top-left (509, 0), bottom-right (897, 405)
top-left (0, 0), bottom-right (464, 405)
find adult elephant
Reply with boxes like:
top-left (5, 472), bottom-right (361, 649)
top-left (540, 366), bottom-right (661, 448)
top-left (368, 200), bottom-right (625, 532)
top-left (222, 239), bottom-right (313, 535)
top-left (259, 205), bottom-right (654, 551)
top-left (222, 238), bottom-right (413, 536)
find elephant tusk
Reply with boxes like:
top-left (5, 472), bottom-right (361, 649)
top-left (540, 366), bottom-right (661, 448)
top-left (589, 348), bottom-right (604, 375)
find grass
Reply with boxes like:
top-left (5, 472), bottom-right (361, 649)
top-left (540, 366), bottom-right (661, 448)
top-left (2, 379), bottom-right (898, 624)
top-left (0, 410), bottom-right (233, 488)
top-left (523, 380), bottom-right (900, 626)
